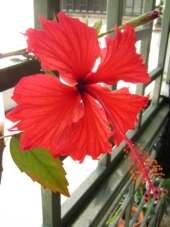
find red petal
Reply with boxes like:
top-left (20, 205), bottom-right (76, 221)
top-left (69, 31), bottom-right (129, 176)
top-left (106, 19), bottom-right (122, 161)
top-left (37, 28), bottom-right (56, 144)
top-left (25, 12), bottom-right (100, 85)
top-left (51, 92), bottom-right (113, 162)
top-left (85, 84), bottom-right (149, 146)
top-left (6, 74), bottom-right (83, 151)
top-left (84, 24), bottom-right (150, 85)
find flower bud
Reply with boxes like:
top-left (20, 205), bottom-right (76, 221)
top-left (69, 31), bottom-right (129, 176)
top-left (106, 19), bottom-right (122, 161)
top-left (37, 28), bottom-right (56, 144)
top-left (154, 196), bottom-right (159, 202)
top-left (122, 10), bottom-right (159, 28)
top-left (144, 192), bottom-right (149, 198)
top-left (98, 10), bottom-right (159, 38)
top-left (162, 189), bottom-right (168, 195)
top-left (144, 198), bottom-right (148, 203)
top-left (154, 189), bottom-right (159, 195)
top-left (140, 11), bottom-right (159, 23)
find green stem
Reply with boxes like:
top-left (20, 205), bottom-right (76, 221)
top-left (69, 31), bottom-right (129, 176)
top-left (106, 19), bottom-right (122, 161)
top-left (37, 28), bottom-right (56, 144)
top-left (97, 25), bottom-right (123, 38)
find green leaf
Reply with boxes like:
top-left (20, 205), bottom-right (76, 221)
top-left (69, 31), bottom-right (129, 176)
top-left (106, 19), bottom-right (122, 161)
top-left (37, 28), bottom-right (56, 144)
top-left (41, 68), bottom-right (56, 76)
top-left (85, 16), bottom-right (88, 25)
top-left (106, 208), bottom-right (122, 225)
top-left (53, 14), bottom-right (58, 22)
top-left (93, 20), bottom-right (102, 34)
top-left (10, 133), bottom-right (70, 197)
top-left (162, 178), bottom-right (170, 189)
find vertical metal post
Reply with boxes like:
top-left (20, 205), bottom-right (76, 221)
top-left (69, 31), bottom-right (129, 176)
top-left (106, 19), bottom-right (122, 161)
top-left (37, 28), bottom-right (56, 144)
top-left (140, 0), bottom-right (156, 67)
top-left (106, 0), bottom-right (124, 35)
top-left (99, 0), bottom-right (124, 167)
top-left (124, 183), bottom-right (135, 227)
top-left (106, 0), bottom-right (124, 91)
top-left (32, 1), bottom-right (62, 226)
top-left (33, 0), bottom-right (61, 29)
top-left (41, 189), bottom-right (61, 227)
top-left (152, 0), bottom-right (170, 105)
top-left (136, 0), bottom-right (156, 127)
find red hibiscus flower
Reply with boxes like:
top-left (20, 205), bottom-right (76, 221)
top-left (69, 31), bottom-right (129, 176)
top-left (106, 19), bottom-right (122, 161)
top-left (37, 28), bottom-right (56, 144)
top-left (6, 12), bottom-right (150, 163)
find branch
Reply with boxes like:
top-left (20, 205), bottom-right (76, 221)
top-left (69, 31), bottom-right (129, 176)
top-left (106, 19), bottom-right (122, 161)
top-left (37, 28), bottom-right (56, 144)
top-left (0, 48), bottom-right (38, 60)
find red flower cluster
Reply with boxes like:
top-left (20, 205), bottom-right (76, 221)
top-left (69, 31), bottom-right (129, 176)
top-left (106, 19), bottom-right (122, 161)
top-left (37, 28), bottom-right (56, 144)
top-left (6, 12), bottom-right (150, 163)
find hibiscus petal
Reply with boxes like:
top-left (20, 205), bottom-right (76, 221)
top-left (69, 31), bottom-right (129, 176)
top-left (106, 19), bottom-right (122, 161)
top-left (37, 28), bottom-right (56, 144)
top-left (51, 92), bottom-right (113, 162)
top-left (6, 74), bottom-right (83, 151)
top-left (25, 12), bottom-right (100, 85)
top-left (84, 24), bottom-right (150, 85)
top-left (84, 84), bottom-right (149, 146)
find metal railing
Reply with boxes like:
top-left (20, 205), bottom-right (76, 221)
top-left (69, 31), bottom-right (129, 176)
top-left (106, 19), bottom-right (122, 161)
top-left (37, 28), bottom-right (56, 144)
top-left (0, 0), bottom-right (170, 226)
